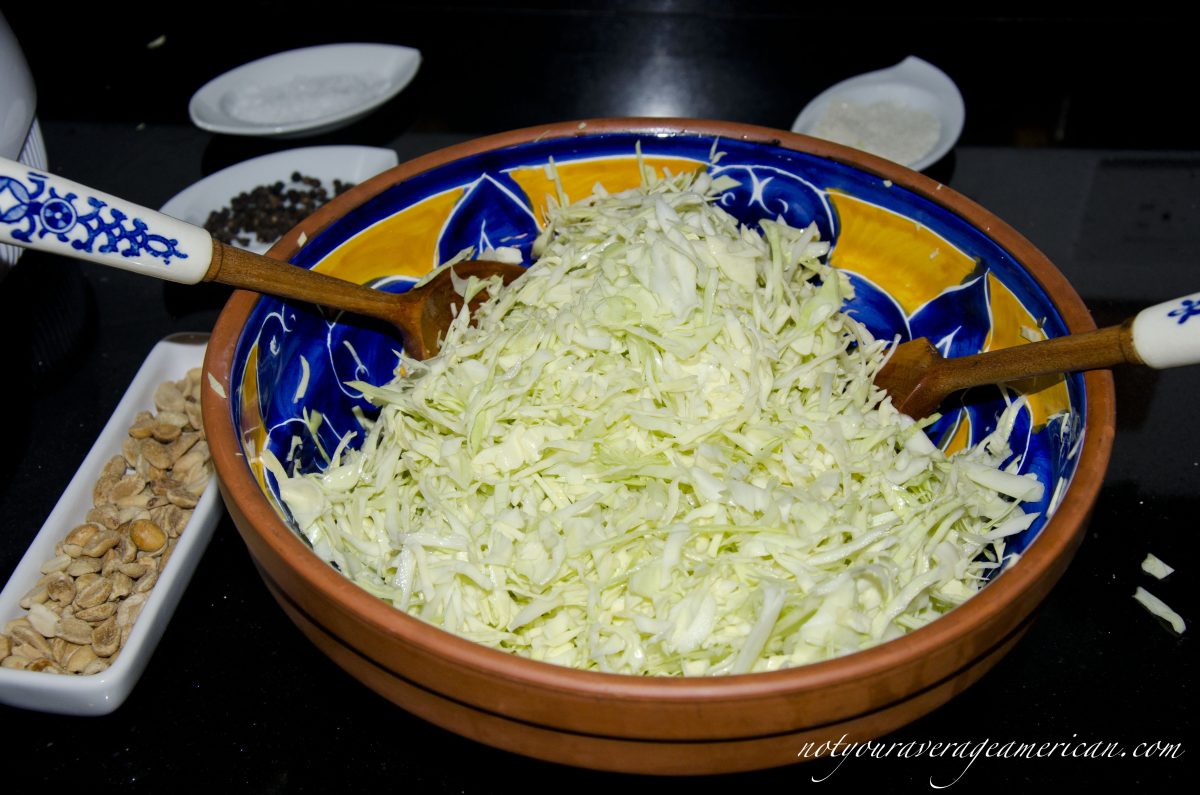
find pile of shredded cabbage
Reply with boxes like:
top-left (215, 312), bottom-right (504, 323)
top-left (267, 164), bottom-right (1044, 676)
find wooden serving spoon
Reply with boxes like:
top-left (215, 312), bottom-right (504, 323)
top-left (205, 246), bottom-right (523, 359)
top-left (5, 157), bottom-right (1197, 391)
top-left (876, 292), bottom-right (1200, 418)
top-left (0, 156), bottom-right (524, 360)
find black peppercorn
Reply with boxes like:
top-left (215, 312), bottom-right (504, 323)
top-left (202, 173), bottom-right (356, 246)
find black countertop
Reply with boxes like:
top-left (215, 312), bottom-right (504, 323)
top-left (0, 7), bottom-right (1195, 791)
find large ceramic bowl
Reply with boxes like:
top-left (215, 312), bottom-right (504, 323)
top-left (203, 119), bottom-right (1114, 774)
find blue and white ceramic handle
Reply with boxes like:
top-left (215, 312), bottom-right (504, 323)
top-left (1130, 292), bottom-right (1200, 368)
top-left (0, 155), bottom-right (213, 282)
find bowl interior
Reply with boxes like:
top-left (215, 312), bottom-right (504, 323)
top-left (228, 129), bottom-right (1085, 575)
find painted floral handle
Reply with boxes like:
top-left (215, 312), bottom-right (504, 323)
top-left (0, 156), bottom-right (212, 282)
top-left (1130, 291), bottom-right (1200, 368)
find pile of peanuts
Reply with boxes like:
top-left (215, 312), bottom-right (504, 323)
top-left (0, 369), bottom-right (211, 675)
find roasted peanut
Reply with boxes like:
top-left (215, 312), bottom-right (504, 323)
top-left (1, 370), bottom-right (209, 675)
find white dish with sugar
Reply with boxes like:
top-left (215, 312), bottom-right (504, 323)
top-left (189, 43), bottom-right (421, 138)
top-left (792, 56), bottom-right (964, 172)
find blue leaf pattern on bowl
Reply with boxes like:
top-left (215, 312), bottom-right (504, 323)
top-left (1005, 406), bottom-right (1056, 555)
top-left (436, 174), bottom-right (539, 264)
top-left (711, 164), bottom-right (836, 241)
top-left (909, 274), bottom-right (990, 359)
top-left (842, 271), bottom-right (912, 342)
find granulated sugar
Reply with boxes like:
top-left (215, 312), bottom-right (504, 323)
top-left (811, 99), bottom-right (941, 166)
top-left (223, 74), bottom-right (385, 125)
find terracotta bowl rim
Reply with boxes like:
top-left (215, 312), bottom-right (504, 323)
top-left (203, 117), bottom-right (1115, 704)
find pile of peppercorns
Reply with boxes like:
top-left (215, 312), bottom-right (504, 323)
top-left (203, 172), bottom-right (355, 246)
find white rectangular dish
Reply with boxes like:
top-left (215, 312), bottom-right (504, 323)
top-left (0, 333), bottom-right (221, 715)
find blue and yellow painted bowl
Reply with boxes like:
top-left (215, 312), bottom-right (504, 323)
top-left (204, 120), bottom-right (1114, 774)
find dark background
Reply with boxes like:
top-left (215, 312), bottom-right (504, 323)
top-left (5, 3), bottom-right (1193, 149)
top-left (1, 4), bottom-right (1194, 792)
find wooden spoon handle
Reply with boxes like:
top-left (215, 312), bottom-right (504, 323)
top-left (934, 322), bottom-right (1140, 394)
top-left (204, 241), bottom-right (412, 326)
top-left (922, 291), bottom-right (1200, 396)
top-left (880, 291), bottom-right (1200, 419)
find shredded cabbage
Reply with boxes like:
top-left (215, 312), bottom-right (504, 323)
top-left (1140, 553), bottom-right (1174, 580)
top-left (269, 165), bottom-right (1043, 676)
top-left (1133, 586), bottom-right (1186, 634)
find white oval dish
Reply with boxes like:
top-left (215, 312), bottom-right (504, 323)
top-left (160, 145), bottom-right (399, 254)
top-left (189, 43), bottom-right (421, 137)
top-left (0, 334), bottom-right (220, 716)
top-left (791, 56), bottom-right (964, 172)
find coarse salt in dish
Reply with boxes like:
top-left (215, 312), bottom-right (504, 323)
top-left (791, 56), bottom-right (964, 172)
top-left (222, 74), bottom-right (389, 126)
top-left (188, 44), bottom-right (421, 138)
top-left (811, 99), bottom-right (941, 168)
